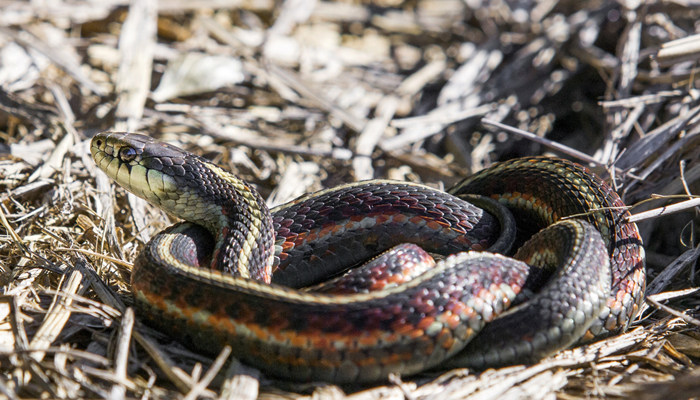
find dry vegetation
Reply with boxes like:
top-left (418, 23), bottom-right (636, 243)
top-left (0, 0), bottom-right (699, 398)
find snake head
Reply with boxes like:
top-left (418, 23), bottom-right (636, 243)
top-left (90, 132), bottom-right (275, 280)
top-left (91, 132), bottom-right (188, 206)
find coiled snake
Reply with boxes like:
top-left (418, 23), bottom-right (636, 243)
top-left (91, 132), bottom-right (645, 383)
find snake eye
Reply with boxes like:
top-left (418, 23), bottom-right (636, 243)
top-left (119, 147), bottom-right (137, 162)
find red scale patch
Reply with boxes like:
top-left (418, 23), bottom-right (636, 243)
top-left (417, 316), bottom-right (435, 330)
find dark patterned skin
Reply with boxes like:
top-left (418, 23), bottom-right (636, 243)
top-left (449, 220), bottom-right (611, 368)
top-left (450, 157), bottom-right (646, 339)
top-left (306, 243), bottom-right (437, 294)
top-left (270, 182), bottom-right (506, 287)
top-left (91, 133), bottom-right (646, 383)
top-left (134, 223), bottom-right (529, 382)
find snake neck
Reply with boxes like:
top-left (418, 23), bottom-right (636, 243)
top-left (175, 159), bottom-right (276, 282)
top-left (90, 132), bottom-right (276, 282)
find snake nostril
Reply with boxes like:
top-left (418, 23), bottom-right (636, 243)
top-left (95, 139), bottom-right (102, 148)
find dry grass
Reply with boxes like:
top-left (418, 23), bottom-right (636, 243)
top-left (0, 0), bottom-right (699, 399)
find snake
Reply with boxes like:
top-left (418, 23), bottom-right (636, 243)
top-left (90, 132), bottom-right (645, 383)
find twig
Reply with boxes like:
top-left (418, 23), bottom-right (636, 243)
top-left (354, 95), bottom-right (399, 179)
top-left (114, 0), bottom-right (157, 131)
top-left (0, 205), bottom-right (29, 254)
top-left (266, 63), bottom-right (367, 133)
top-left (0, 347), bottom-right (111, 366)
top-left (183, 346), bottom-right (232, 400)
top-left (55, 247), bottom-right (134, 269)
top-left (655, 33), bottom-right (700, 66)
top-left (108, 308), bottom-right (134, 400)
top-left (626, 197), bottom-right (700, 224)
top-left (647, 297), bottom-right (700, 328)
top-left (29, 269), bottom-right (87, 362)
top-left (190, 114), bottom-right (353, 159)
top-left (646, 244), bottom-right (700, 296)
top-left (480, 119), bottom-right (604, 166)
top-left (0, 27), bottom-right (104, 95)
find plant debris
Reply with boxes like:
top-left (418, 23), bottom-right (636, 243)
top-left (0, 0), bottom-right (699, 399)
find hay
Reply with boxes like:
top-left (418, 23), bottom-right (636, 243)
top-left (0, 1), bottom-right (698, 398)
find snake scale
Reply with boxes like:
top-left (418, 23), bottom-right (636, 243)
top-left (91, 131), bottom-right (645, 383)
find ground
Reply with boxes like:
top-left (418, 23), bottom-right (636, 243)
top-left (0, 0), bottom-right (699, 399)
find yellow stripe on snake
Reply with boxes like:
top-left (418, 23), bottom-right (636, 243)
top-left (91, 132), bottom-right (645, 383)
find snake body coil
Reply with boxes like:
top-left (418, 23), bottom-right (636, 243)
top-left (91, 132), bottom-right (645, 383)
